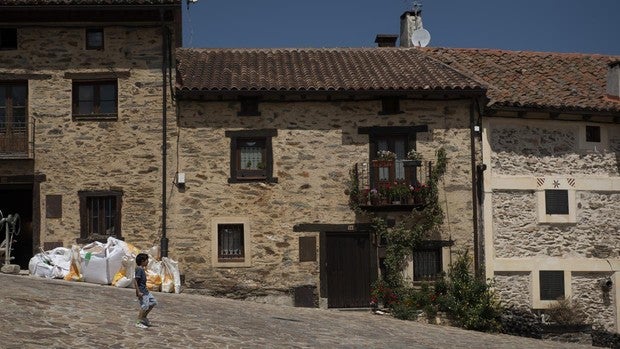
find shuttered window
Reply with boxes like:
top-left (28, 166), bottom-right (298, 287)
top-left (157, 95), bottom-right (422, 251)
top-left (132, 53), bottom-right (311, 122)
top-left (545, 190), bottom-right (569, 215)
top-left (540, 270), bottom-right (564, 301)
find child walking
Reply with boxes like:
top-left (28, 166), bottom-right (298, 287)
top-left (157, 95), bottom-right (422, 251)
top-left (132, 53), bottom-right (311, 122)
top-left (133, 253), bottom-right (157, 328)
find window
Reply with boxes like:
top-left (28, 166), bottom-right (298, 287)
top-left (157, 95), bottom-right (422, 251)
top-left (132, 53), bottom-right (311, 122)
top-left (218, 224), bottom-right (244, 261)
top-left (211, 217), bottom-right (251, 267)
top-left (72, 80), bottom-right (117, 119)
top-left (0, 82), bottom-right (27, 131)
top-left (0, 82), bottom-right (28, 154)
top-left (225, 129), bottom-right (277, 183)
top-left (413, 247), bottom-right (442, 280)
top-left (0, 28), bottom-right (17, 50)
top-left (238, 97), bottom-right (260, 116)
top-left (540, 270), bottom-right (565, 301)
top-left (585, 125), bottom-right (601, 143)
top-left (380, 97), bottom-right (401, 115)
top-left (78, 190), bottom-right (122, 241)
top-left (86, 28), bottom-right (104, 50)
top-left (545, 190), bottom-right (568, 215)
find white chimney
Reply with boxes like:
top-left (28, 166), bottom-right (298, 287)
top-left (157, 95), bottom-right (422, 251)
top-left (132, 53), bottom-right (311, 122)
top-left (607, 61), bottom-right (620, 99)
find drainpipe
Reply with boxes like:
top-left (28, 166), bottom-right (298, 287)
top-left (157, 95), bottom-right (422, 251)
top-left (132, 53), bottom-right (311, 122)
top-left (470, 99), bottom-right (479, 276)
top-left (160, 10), bottom-right (169, 258)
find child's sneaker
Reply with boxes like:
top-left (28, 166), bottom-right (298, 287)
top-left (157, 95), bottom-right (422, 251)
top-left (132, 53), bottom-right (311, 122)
top-left (135, 321), bottom-right (148, 329)
top-left (141, 318), bottom-right (151, 327)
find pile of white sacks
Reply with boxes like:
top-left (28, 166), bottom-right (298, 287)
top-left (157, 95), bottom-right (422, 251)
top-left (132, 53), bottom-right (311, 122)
top-left (28, 237), bottom-right (181, 293)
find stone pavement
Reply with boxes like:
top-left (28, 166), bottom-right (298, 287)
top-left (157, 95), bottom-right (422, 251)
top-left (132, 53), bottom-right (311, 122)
top-left (0, 273), bottom-right (594, 349)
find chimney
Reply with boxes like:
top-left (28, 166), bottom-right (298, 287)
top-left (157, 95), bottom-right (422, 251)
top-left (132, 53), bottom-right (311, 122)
top-left (607, 61), bottom-right (620, 99)
top-left (399, 10), bottom-right (422, 47)
top-left (374, 34), bottom-right (398, 47)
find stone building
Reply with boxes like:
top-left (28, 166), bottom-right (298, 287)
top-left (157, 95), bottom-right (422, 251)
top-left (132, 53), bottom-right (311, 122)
top-left (0, 1), bottom-right (181, 266)
top-left (172, 47), bottom-right (485, 307)
top-left (425, 48), bottom-right (620, 331)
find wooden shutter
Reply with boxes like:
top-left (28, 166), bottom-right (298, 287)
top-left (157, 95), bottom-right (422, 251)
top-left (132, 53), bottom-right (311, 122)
top-left (540, 270), bottom-right (565, 300)
top-left (545, 190), bottom-right (569, 214)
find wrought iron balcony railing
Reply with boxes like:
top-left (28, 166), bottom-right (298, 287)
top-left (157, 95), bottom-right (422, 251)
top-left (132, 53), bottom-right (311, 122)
top-left (0, 120), bottom-right (35, 159)
top-left (351, 159), bottom-right (432, 211)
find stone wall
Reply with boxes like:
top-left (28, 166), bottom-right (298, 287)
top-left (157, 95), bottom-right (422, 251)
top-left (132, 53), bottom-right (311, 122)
top-left (494, 272), bottom-right (531, 309)
top-left (572, 272), bottom-right (616, 331)
top-left (0, 25), bottom-right (177, 249)
top-left (489, 122), bottom-right (618, 176)
top-left (493, 191), bottom-right (620, 258)
top-left (169, 99), bottom-right (475, 299)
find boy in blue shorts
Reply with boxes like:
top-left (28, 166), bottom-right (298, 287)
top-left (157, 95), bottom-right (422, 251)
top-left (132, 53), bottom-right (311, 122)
top-left (133, 253), bottom-right (157, 328)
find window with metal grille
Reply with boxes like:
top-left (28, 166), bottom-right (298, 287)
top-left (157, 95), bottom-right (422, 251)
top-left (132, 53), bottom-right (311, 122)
top-left (585, 125), bottom-right (601, 143)
top-left (545, 190), bottom-right (569, 215)
top-left (86, 28), bottom-right (104, 50)
top-left (72, 80), bottom-right (117, 119)
top-left (79, 190), bottom-right (122, 240)
top-left (0, 28), bottom-right (17, 50)
top-left (413, 248), bottom-right (442, 280)
top-left (540, 270), bottom-right (564, 301)
top-left (218, 224), bottom-right (244, 261)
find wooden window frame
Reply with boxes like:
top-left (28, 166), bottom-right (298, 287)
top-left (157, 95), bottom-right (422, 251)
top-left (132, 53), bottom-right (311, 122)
top-left (78, 190), bottom-right (122, 243)
top-left (85, 28), bottom-right (104, 50)
top-left (585, 125), bottom-right (601, 143)
top-left (72, 79), bottom-right (118, 120)
top-left (379, 97), bottom-right (402, 115)
top-left (0, 81), bottom-right (28, 132)
top-left (0, 28), bottom-right (17, 50)
top-left (237, 97), bottom-right (261, 116)
top-left (225, 129), bottom-right (277, 183)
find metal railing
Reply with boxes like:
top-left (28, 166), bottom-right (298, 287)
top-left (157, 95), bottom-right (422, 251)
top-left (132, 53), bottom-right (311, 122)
top-left (351, 160), bottom-right (432, 209)
top-left (0, 120), bottom-right (34, 159)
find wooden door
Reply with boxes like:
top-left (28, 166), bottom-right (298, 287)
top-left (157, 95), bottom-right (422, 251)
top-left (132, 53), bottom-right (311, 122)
top-left (325, 233), bottom-right (371, 308)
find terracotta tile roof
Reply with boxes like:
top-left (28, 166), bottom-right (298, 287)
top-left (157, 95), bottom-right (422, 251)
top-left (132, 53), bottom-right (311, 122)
top-left (422, 48), bottom-right (620, 113)
top-left (175, 48), bottom-right (486, 94)
top-left (0, 0), bottom-right (179, 5)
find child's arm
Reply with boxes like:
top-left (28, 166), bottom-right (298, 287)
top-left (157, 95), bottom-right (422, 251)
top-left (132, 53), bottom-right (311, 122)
top-left (133, 270), bottom-right (143, 298)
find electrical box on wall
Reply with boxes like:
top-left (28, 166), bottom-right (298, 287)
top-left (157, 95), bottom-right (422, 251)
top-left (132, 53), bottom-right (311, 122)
top-left (176, 172), bottom-right (185, 188)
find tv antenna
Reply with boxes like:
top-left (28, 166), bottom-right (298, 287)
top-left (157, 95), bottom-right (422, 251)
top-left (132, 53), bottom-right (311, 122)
top-left (410, 1), bottom-right (431, 47)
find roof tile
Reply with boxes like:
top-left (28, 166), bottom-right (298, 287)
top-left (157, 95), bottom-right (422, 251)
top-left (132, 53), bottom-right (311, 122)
top-left (175, 48), bottom-right (486, 93)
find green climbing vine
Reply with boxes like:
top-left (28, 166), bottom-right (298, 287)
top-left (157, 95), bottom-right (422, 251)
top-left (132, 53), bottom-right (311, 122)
top-left (373, 147), bottom-right (447, 287)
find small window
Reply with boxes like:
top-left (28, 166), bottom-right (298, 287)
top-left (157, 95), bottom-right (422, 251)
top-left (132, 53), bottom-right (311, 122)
top-left (585, 125), bottom-right (601, 143)
top-left (238, 97), bottom-right (260, 116)
top-left (78, 190), bottom-right (122, 241)
top-left (545, 190), bottom-right (569, 215)
top-left (413, 248), bottom-right (442, 280)
top-left (72, 80), bottom-right (117, 119)
top-left (540, 270), bottom-right (564, 301)
top-left (380, 97), bottom-right (401, 115)
top-left (86, 28), bottom-right (104, 50)
top-left (226, 129), bottom-right (277, 183)
top-left (212, 217), bottom-right (251, 267)
top-left (0, 82), bottom-right (28, 154)
top-left (0, 28), bottom-right (17, 50)
top-left (218, 224), bottom-right (245, 262)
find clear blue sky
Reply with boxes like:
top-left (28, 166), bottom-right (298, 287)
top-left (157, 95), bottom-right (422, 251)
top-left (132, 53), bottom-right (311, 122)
top-left (182, 0), bottom-right (619, 55)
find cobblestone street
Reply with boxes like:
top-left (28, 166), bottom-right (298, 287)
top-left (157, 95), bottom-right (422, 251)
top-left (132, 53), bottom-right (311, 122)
top-left (0, 273), bottom-right (595, 348)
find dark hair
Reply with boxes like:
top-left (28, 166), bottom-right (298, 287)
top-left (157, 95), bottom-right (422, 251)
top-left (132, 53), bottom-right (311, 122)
top-left (136, 253), bottom-right (149, 266)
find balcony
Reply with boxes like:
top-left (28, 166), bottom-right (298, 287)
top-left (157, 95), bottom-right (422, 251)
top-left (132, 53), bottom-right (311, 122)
top-left (351, 159), bottom-right (432, 212)
top-left (0, 120), bottom-right (35, 159)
